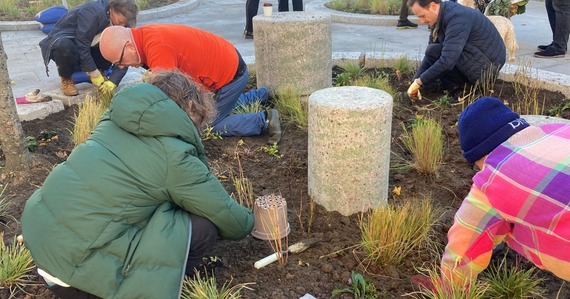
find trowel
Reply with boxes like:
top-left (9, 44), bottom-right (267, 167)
top-left (254, 238), bottom-right (322, 269)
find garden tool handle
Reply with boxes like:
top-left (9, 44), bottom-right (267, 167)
top-left (254, 251), bottom-right (284, 269)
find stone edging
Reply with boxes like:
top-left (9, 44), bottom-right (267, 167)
top-left (304, 0), bottom-right (419, 26)
top-left (0, 0), bottom-right (200, 32)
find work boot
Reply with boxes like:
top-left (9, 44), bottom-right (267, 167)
top-left (60, 77), bottom-right (78, 96)
top-left (266, 109), bottom-right (282, 145)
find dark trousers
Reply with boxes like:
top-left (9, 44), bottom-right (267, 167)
top-left (415, 43), bottom-right (469, 90)
top-left (552, 0), bottom-right (570, 52)
top-left (50, 38), bottom-right (111, 78)
top-left (48, 214), bottom-right (218, 299)
top-left (546, 0), bottom-right (556, 35)
top-left (278, 0), bottom-right (303, 12)
top-left (398, 0), bottom-right (409, 21)
top-left (245, 0), bottom-right (260, 33)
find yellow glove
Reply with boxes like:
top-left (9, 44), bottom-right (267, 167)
top-left (99, 80), bottom-right (116, 95)
top-left (407, 79), bottom-right (422, 101)
top-left (90, 74), bottom-right (105, 87)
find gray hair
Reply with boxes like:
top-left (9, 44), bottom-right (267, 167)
top-left (144, 69), bottom-right (217, 129)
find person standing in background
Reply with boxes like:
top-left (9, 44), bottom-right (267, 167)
top-left (278, 0), bottom-right (302, 12)
top-left (244, 0), bottom-right (259, 39)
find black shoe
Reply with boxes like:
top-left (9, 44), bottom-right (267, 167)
top-left (537, 42), bottom-right (552, 51)
top-left (243, 29), bottom-right (253, 39)
top-left (534, 47), bottom-right (565, 58)
top-left (396, 19), bottom-right (418, 29)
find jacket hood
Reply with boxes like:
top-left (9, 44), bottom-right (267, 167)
top-left (109, 83), bottom-right (205, 153)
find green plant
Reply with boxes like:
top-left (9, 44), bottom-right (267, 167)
top-left (332, 271), bottom-right (380, 298)
top-left (393, 55), bottom-right (413, 80)
top-left (434, 93), bottom-right (451, 107)
top-left (352, 75), bottom-right (395, 96)
top-left (548, 101), bottom-right (570, 118)
top-left (360, 199), bottom-right (440, 266)
top-left (181, 270), bottom-right (254, 299)
top-left (202, 125), bottom-right (224, 141)
top-left (333, 72), bottom-right (352, 86)
top-left (259, 143), bottom-right (283, 158)
top-left (400, 116), bottom-right (444, 175)
top-left (274, 85), bottom-right (308, 129)
top-left (339, 60), bottom-right (366, 81)
top-left (481, 255), bottom-right (546, 299)
top-left (25, 136), bottom-right (38, 152)
top-left (0, 232), bottom-right (35, 293)
top-left (71, 94), bottom-right (107, 147)
top-left (231, 140), bottom-right (255, 209)
top-left (231, 100), bottom-right (264, 115)
top-left (410, 265), bottom-right (488, 299)
top-left (0, 185), bottom-right (14, 226)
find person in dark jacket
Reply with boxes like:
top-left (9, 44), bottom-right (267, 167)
top-left (21, 69), bottom-right (254, 299)
top-left (39, 0), bottom-right (138, 96)
top-left (407, 0), bottom-right (506, 100)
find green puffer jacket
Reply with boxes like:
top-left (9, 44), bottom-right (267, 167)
top-left (21, 83), bottom-right (254, 299)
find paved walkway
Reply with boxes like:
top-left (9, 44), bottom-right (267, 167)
top-left (1, 0), bottom-right (569, 120)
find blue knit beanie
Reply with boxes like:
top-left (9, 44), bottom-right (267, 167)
top-left (458, 97), bottom-right (529, 164)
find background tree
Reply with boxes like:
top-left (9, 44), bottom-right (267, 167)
top-left (0, 34), bottom-right (31, 175)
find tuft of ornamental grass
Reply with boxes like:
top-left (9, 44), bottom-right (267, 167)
top-left (274, 85), bottom-right (308, 130)
top-left (352, 75), bottom-right (395, 96)
top-left (181, 270), bottom-right (254, 299)
top-left (71, 95), bottom-right (107, 147)
top-left (338, 60), bottom-right (365, 81)
top-left (481, 255), bottom-right (546, 299)
top-left (231, 100), bottom-right (264, 115)
top-left (409, 265), bottom-right (488, 299)
top-left (0, 232), bottom-right (35, 293)
top-left (360, 199), bottom-right (440, 266)
top-left (511, 61), bottom-right (544, 116)
top-left (400, 116), bottom-right (444, 175)
top-left (0, 184), bottom-right (16, 226)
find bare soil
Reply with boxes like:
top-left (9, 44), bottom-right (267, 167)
top-left (1, 70), bottom-right (570, 298)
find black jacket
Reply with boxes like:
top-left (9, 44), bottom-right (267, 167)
top-left (418, 1), bottom-right (506, 84)
top-left (39, 0), bottom-right (126, 84)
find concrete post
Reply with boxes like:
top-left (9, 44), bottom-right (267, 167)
top-left (308, 86), bottom-right (393, 216)
top-left (253, 12), bottom-right (332, 95)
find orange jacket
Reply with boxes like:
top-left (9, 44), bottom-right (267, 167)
top-left (131, 24), bottom-right (239, 91)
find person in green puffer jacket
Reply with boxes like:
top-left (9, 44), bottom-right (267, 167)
top-left (21, 69), bottom-right (254, 299)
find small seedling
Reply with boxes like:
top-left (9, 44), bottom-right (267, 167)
top-left (332, 271), bottom-right (380, 298)
top-left (25, 136), bottom-right (38, 152)
top-left (260, 143), bottom-right (283, 158)
top-left (202, 125), bottom-right (223, 141)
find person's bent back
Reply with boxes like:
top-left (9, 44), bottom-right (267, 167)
top-left (21, 70), bottom-right (253, 299)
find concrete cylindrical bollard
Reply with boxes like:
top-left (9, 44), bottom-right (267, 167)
top-left (253, 12), bottom-right (332, 95)
top-left (308, 86), bottom-right (393, 216)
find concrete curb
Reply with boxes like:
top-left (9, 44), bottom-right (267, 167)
top-left (0, 0), bottom-right (200, 32)
top-left (305, 0), bottom-right (419, 26)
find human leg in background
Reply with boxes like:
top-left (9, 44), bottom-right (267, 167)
top-left (535, 0), bottom-right (569, 58)
top-left (236, 86), bottom-right (269, 107)
top-left (244, 0), bottom-right (259, 39)
top-left (415, 43), bottom-right (468, 91)
top-left (185, 214), bottom-right (219, 275)
top-left (396, 0), bottom-right (418, 29)
top-left (538, 0), bottom-right (556, 51)
top-left (278, 0), bottom-right (288, 12)
top-left (50, 38), bottom-right (80, 96)
top-left (292, 0), bottom-right (303, 11)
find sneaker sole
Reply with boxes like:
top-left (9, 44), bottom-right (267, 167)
top-left (396, 26), bottom-right (418, 29)
top-left (534, 53), bottom-right (565, 58)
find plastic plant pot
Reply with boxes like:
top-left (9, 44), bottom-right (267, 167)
top-left (251, 194), bottom-right (290, 240)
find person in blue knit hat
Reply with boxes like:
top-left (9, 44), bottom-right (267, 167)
top-left (414, 96), bottom-right (570, 292)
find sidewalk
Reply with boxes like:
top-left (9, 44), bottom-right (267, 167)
top-left (1, 0), bottom-right (569, 120)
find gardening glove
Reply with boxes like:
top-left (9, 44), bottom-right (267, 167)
top-left (407, 79), bottom-right (422, 101)
top-left (89, 74), bottom-right (105, 87)
top-left (99, 80), bottom-right (116, 95)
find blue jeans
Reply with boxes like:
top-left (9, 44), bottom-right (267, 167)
top-left (212, 68), bottom-right (269, 136)
top-left (415, 43), bottom-right (469, 89)
top-left (552, 0), bottom-right (570, 52)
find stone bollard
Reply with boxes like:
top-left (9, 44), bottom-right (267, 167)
top-left (308, 86), bottom-right (393, 216)
top-left (253, 12), bottom-right (332, 95)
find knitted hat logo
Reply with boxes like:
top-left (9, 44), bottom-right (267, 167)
top-left (458, 97), bottom-right (529, 164)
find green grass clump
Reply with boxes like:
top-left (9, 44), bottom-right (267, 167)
top-left (481, 256), bottom-right (546, 299)
top-left (71, 95), bottom-right (107, 147)
top-left (400, 116), bottom-right (444, 175)
top-left (274, 85), bottom-right (308, 130)
top-left (181, 270), bottom-right (254, 299)
top-left (0, 233), bottom-right (35, 292)
top-left (360, 199), bottom-right (439, 266)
